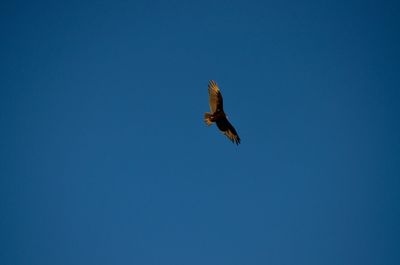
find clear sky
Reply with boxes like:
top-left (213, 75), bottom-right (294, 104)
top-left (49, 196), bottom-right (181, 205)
top-left (1, 0), bottom-right (399, 264)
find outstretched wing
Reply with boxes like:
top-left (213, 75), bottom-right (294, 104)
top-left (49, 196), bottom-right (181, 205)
top-left (208, 80), bottom-right (223, 113)
top-left (216, 118), bottom-right (241, 145)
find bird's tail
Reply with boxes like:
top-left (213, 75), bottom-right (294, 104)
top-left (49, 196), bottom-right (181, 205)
top-left (204, 113), bottom-right (213, 126)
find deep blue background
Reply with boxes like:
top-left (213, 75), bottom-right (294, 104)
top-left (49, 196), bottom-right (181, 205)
top-left (1, 0), bottom-right (399, 264)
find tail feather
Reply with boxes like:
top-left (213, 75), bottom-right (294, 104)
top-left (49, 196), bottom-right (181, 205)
top-left (204, 113), bottom-right (213, 126)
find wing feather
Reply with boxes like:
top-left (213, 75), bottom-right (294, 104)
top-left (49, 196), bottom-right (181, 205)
top-left (216, 118), bottom-right (241, 145)
top-left (208, 80), bottom-right (223, 113)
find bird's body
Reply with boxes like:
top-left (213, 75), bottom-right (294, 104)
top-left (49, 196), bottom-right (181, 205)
top-left (204, 80), bottom-right (241, 145)
top-left (205, 110), bottom-right (225, 123)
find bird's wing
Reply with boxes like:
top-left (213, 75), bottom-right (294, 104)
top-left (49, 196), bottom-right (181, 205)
top-left (208, 80), bottom-right (223, 113)
top-left (217, 118), bottom-right (241, 145)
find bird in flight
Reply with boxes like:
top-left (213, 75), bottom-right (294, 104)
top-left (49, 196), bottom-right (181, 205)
top-left (204, 80), bottom-right (241, 145)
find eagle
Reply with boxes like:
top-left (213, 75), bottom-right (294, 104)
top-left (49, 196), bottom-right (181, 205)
top-left (204, 80), bottom-right (241, 145)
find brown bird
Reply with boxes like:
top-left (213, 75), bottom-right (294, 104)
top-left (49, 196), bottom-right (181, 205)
top-left (204, 80), bottom-right (241, 145)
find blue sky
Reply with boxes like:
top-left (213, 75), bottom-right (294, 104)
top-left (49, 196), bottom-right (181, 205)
top-left (1, 0), bottom-right (399, 264)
